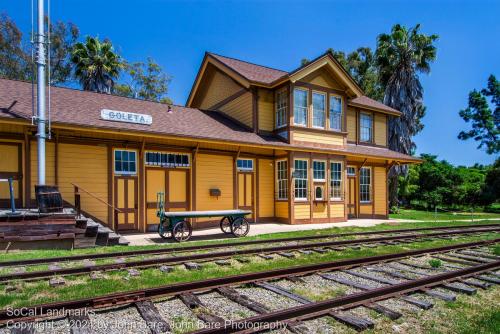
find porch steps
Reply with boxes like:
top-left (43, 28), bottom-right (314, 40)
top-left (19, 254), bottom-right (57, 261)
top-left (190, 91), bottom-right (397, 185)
top-left (72, 213), bottom-right (129, 248)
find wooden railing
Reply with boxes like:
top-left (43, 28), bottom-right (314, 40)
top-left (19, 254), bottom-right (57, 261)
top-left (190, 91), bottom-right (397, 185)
top-left (71, 183), bottom-right (122, 220)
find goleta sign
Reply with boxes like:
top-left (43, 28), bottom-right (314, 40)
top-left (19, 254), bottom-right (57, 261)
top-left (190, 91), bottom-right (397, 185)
top-left (101, 109), bottom-right (152, 125)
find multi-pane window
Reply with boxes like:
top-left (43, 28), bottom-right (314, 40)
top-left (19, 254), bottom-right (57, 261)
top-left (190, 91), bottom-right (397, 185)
top-left (114, 150), bottom-right (137, 175)
top-left (312, 92), bottom-right (326, 128)
top-left (330, 162), bottom-right (343, 200)
top-left (313, 161), bottom-right (326, 181)
top-left (294, 88), bottom-right (308, 126)
top-left (360, 167), bottom-right (371, 202)
top-left (277, 160), bottom-right (288, 200)
top-left (360, 113), bottom-right (373, 142)
top-left (294, 160), bottom-right (308, 200)
top-left (237, 159), bottom-right (254, 171)
top-left (347, 166), bottom-right (356, 176)
top-left (329, 96), bottom-right (342, 131)
top-left (145, 152), bottom-right (190, 167)
top-left (276, 89), bottom-right (288, 129)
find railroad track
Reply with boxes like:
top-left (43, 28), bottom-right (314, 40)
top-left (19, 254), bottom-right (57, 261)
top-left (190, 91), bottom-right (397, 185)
top-left (0, 225), bottom-right (499, 284)
top-left (1, 222), bottom-right (498, 268)
top-left (1, 239), bottom-right (499, 334)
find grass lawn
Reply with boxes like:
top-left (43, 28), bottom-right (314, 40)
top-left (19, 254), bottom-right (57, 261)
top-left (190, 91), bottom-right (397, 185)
top-left (1, 219), bottom-right (499, 263)
top-left (389, 209), bottom-right (500, 221)
top-left (0, 232), bottom-right (499, 309)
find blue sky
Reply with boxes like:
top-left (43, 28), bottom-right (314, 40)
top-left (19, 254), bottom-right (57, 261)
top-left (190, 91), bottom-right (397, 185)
top-left (3, 0), bottom-right (499, 166)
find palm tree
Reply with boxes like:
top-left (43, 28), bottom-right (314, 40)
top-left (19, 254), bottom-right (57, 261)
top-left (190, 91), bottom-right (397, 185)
top-left (71, 36), bottom-right (121, 93)
top-left (376, 24), bottom-right (438, 208)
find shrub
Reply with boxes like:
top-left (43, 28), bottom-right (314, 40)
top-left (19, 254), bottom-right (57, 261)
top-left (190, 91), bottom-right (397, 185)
top-left (428, 259), bottom-right (442, 268)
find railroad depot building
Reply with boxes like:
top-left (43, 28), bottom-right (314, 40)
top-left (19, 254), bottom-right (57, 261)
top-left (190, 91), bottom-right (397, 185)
top-left (0, 52), bottom-right (419, 232)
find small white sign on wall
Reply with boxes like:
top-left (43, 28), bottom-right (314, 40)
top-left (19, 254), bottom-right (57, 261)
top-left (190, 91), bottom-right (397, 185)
top-left (100, 109), bottom-right (152, 125)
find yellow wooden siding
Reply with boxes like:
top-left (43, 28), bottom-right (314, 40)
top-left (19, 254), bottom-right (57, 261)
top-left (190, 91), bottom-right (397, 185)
top-left (0, 144), bottom-right (20, 199)
top-left (0, 123), bottom-right (25, 133)
top-left (359, 204), bottom-right (372, 215)
top-left (330, 203), bottom-right (344, 218)
top-left (275, 201), bottom-right (288, 218)
top-left (312, 203), bottom-right (327, 218)
top-left (304, 69), bottom-right (344, 90)
top-left (199, 70), bottom-right (241, 109)
top-left (293, 130), bottom-right (343, 146)
top-left (147, 208), bottom-right (160, 226)
top-left (58, 144), bottom-right (108, 222)
top-left (258, 88), bottom-right (274, 131)
top-left (258, 159), bottom-right (274, 217)
top-left (294, 204), bottom-right (310, 219)
top-left (30, 141), bottom-right (56, 197)
top-left (374, 114), bottom-right (387, 146)
top-left (218, 92), bottom-right (253, 128)
top-left (346, 108), bottom-right (356, 141)
top-left (195, 154), bottom-right (233, 220)
top-left (374, 166), bottom-right (387, 216)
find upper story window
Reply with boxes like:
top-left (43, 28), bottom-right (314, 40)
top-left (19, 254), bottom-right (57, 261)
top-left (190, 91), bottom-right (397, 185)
top-left (276, 160), bottom-right (288, 200)
top-left (146, 152), bottom-right (190, 168)
top-left (360, 113), bottom-right (373, 143)
top-left (312, 92), bottom-right (326, 128)
top-left (237, 158), bottom-right (254, 171)
top-left (313, 161), bottom-right (326, 181)
top-left (360, 167), bottom-right (371, 202)
top-left (114, 149), bottom-right (137, 175)
top-left (329, 96), bottom-right (342, 131)
top-left (294, 88), bottom-right (308, 126)
top-left (347, 166), bottom-right (356, 176)
top-left (276, 89), bottom-right (288, 129)
top-left (294, 159), bottom-right (308, 200)
top-left (330, 162), bottom-right (343, 200)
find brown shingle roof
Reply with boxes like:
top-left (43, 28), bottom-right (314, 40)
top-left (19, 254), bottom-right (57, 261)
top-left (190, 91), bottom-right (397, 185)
top-left (210, 53), bottom-right (288, 84)
top-left (0, 78), bottom-right (418, 162)
top-left (349, 96), bottom-right (401, 115)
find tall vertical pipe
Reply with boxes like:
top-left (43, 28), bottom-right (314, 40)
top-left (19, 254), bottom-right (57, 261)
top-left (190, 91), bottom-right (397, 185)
top-left (36, 0), bottom-right (46, 185)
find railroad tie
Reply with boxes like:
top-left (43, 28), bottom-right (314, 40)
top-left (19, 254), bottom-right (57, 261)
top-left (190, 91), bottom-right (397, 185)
top-left (179, 293), bottom-right (225, 328)
top-left (446, 253), bottom-right (492, 263)
top-left (214, 260), bottom-right (231, 266)
top-left (184, 262), bottom-right (202, 270)
top-left (49, 277), bottom-right (65, 287)
top-left (235, 257), bottom-right (250, 263)
top-left (68, 313), bottom-right (93, 334)
top-left (400, 296), bottom-right (433, 310)
top-left (432, 256), bottom-right (477, 266)
top-left (159, 265), bottom-right (174, 273)
top-left (458, 251), bottom-right (500, 260)
top-left (476, 275), bottom-right (500, 284)
top-left (459, 279), bottom-right (491, 290)
top-left (364, 303), bottom-right (402, 320)
top-left (279, 252), bottom-right (296, 259)
top-left (287, 276), bottom-right (305, 283)
top-left (329, 312), bottom-right (375, 331)
top-left (216, 287), bottom-right (270, 314)
top-left (298, 250), bottom-right (312, 255)
top-left (441, 283), bottom-right (476, 295)
top-left (312, 248), bottom-right (328, 254)
top-left (258, 254), bottom-right (273, 260)
top-left (135, 300), bottom-right (171, 334)
top-left (255, 282), bottom-right (312, 304)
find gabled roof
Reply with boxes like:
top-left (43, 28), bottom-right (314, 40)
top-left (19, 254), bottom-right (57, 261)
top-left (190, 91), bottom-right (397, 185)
top-left (187, 51), bottom-right (401, 115)
top-left (0, 78), bottom-right (419, 163)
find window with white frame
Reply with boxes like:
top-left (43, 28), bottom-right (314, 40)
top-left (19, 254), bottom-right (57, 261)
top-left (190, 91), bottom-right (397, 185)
top-left (360, 167), bottom-right (371, 202)
top-left (237, 159), bottom-right (254, 171)
top-left (277, 160), bottom-right (288, 200)
top-left (145, 152), bottom-right (190, 167)
top-left (294, 159), bottom-right (308, 200)
top-left (294, 88), bottom-right (308, 126)
top-left (276, 88), bottom-right (288, 129)
top-left (312, 92), bottom-right (326, 128)
top-left (313, 161), bottom-right (326, 181)
top-left (329, 96), bottom-right (342, 131)
top-left (347, 166), bottom-right (356, 176)
top-left (360, 113), bottom-right (373, 142)
top-left (330, 162), bottom-right (343, 200)
top-left (114, 150), bottom-right (137, 175)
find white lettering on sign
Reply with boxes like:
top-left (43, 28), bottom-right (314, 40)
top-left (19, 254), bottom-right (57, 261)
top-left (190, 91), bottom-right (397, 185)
top-left (100, 109), bottom-right (152, 125)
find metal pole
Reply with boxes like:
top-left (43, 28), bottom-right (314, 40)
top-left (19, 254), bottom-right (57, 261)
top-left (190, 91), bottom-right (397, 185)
top-left (36, 0), bottom-right (46, 185)
top-left (8, 178), bottom-right (16, 213)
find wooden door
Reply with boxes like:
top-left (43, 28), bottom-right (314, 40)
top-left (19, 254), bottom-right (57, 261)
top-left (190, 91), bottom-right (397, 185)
top-left (114, 176), bottom-right (138, 231)
top-left (146, 168), bottom-right (189, 226)
top-left (238, 172), bottom-right (253, 214)
top-left (0, 143), bottom-right (22, 208)
top-left (347, 176), bottom-right (357, 218)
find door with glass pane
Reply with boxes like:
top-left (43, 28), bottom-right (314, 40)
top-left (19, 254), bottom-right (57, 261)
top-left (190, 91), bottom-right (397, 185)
top-left (114, 176), bottom-right (138, 231)
top-left (238, 172), bottom-right (254, 216)
top-left (346, 166), bottom-right (357, 218)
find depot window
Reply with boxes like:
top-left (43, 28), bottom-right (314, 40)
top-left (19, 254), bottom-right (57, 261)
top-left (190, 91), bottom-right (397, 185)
top-left (237, 159), bottom-right (254, 171)
top-left (114, 150), bottom-right (137, 175)
top-left (145, 152), bottom-right (190, 167)
top-left (294, 159), bottom-right (308, 200)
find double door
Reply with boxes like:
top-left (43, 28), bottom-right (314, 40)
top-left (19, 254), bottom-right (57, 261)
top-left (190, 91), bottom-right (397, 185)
top-left (237, 172), bottom-right (254, 214)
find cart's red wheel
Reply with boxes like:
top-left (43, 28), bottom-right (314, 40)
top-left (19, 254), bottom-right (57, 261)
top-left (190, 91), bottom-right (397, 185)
top-left (231, 217), bottom-right (250, 237)
top-left (172, 220), bottom-right (192, 242)
top-left (220, 216), bottom-right (232, 234)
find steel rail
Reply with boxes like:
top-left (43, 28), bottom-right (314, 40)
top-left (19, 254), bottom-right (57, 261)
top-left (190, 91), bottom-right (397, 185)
top-left (1, 223), bottom-right (499, 268)
top-left (0, 238), bottom-right (498, 324)
top-left (192, 259), bottom-right (500, 333)
top-left (1, 227), bottom-right (499, 283)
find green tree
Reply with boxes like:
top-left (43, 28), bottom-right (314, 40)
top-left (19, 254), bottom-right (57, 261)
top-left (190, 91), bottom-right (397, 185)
top-left (481, 158), bottom-right (500, 206)
top-left (0, 13), bottom-right (30, 81)
top-left (71, 36), bottom-right (122, 93)
top-left (115, 58), bottom-right (172, 104)
top-left (376, 24), bottom-right (438, 207)
top-left (48, 19), bottom-right (80, 85)
top-left (458, 75), bottom-right (499, 154)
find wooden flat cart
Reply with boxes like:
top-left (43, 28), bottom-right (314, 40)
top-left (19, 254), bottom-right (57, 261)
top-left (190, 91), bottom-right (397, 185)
top-left (156, 192), bottom-right (251, 242)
